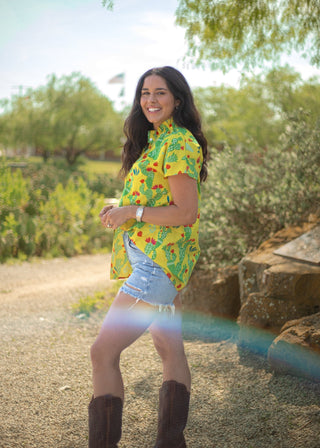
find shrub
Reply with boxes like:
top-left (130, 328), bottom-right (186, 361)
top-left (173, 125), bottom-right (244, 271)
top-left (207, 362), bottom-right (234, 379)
top-left (71, 281), bottom-right (123, 317)
top-left (199, 111), bottom-right (320, 269)
top-left (0, 164), bottom-right (37, 259)
top-left (86, 172), bottom-right (123, 198)
top-left (34, 177), bottom-right (112, 257)
top-left (22, 160), bottom-right (122, 212)
top-left (0, 159), bottom-right (116, 261)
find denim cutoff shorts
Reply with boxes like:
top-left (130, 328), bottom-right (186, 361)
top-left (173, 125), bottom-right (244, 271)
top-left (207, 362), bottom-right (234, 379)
top-left (119, 232), bottom-right (178, 309)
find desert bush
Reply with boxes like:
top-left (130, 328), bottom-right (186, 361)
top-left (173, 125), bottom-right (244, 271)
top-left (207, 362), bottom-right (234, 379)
top-left (0, 159), bottom-right (116, 261)
top-left (86, 172), bottom-right (122, 198)
top-left (199, 111), bottom-right (320, 269)
top-left (23, 159), bottom-right (122, 208)
top-left (34, 177), bottom-right (111, 257)
top-left (0, 164), bottom-right (37, 259)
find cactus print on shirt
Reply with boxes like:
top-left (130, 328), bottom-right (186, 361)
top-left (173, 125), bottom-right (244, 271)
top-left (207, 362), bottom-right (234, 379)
top-left (110, 117), bottom-right (203, 291)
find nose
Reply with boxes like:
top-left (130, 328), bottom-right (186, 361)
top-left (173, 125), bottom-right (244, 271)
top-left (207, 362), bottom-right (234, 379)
top-left (148, 93), bottom-right (157, 103)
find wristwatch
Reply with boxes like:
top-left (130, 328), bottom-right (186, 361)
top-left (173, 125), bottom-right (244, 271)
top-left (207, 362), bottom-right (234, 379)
top-left (136, 206), bottom-right (145, 222)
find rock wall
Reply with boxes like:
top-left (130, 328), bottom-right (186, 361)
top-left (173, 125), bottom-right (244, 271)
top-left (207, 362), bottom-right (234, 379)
top-left (182, 219), bottom-right (320, 380)
top-left (181, 265), bottom-right (240, 318)
top-left (237, 222), bottom-right (320, 340)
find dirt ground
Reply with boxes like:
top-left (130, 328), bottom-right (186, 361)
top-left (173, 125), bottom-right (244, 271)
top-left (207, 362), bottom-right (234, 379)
top-left (1, 254), bottom-right (320, 448)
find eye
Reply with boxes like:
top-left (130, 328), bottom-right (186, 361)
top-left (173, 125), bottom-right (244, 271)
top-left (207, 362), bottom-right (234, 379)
top-left (141, 91), bottom-right (149, 96)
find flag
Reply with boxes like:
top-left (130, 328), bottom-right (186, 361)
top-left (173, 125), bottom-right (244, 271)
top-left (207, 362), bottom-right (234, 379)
top-left (108, 73), bottom-right (125, 84)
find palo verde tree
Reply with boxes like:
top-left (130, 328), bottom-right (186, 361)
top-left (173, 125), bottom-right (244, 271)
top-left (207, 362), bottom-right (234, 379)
top-left (0, 72), bottom-right (123, 165)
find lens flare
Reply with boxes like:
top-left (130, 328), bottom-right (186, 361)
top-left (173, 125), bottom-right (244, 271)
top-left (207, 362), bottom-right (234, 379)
top-left (101, 304), bottom-right (320, 382)
top-left (181, 311), bottom-right (320, 382)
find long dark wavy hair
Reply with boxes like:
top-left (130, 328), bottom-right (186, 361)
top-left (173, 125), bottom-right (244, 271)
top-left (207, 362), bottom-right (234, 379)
top-left (120, 66), bottom-right (208, 182)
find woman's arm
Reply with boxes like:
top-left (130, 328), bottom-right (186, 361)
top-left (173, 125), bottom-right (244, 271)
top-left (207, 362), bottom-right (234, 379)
top-left (100, 174), bottom-right (198, 230)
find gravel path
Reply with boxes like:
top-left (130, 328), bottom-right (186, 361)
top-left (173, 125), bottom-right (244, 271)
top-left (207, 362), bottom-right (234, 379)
top-left (1, 255), bottom-right (320, 448)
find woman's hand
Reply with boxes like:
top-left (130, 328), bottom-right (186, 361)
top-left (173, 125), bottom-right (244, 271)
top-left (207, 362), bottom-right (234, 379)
top-left (99, 173), bottom-right (198, 230)
top-left (99, 205), bottom-right (135, 230)
top-left (99, 205), bottom-right (114, 228)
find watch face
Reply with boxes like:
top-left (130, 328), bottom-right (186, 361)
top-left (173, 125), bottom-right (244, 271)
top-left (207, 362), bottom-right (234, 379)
top-left (136, 206), bottom-right (144, 222)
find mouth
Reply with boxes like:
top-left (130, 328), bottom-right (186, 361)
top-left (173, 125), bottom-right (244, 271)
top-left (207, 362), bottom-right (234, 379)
top-left (147, 108), bottom-right (161, 112)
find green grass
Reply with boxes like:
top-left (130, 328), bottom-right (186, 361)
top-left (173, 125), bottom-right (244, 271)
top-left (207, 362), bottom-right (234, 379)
top-left (80, 159), bottom-right (121, 176)
top-left (71, 290), bottom-right (108, 317)
top-left (71, 280), bottom-right (124, 317)
top-left (26, 156), bottom-right (43, 164)
top-left (8, 155), bottom-right (121, 176)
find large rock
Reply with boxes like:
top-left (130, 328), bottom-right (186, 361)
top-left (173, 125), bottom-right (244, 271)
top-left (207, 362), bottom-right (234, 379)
top-left (263, 262), bottom-right (320, 304)
top-left (238, 222), bottom-right (320, 334)
top-left (238, 292), bottom-right (314, 332)
top-left (181, 266), bottom-right (240, 318)
top-left (239, 222), bottom-right (319, 302)
top-left (267, 312), bottom-right (320, 381)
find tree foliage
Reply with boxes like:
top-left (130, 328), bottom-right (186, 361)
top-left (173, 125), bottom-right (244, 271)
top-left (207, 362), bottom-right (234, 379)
top-left (194, 66), bottom-right (320, 150)
top-left (194, 82), bottom-right (281, 150)
top-left (0, 73), bottom-right (123, 164)
top-left (175, 0), bottom-right (320, 70)
top-left (101, 0), bottom-right (114, 10)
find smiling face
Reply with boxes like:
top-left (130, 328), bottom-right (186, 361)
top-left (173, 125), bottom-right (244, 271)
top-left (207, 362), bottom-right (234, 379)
top-left (140, 75), bottom-right (179, 129)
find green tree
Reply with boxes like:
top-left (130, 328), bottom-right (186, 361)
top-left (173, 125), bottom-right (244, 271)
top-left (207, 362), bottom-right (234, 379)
top-left (0, 73), bottom-right (123, 164)
top-left (0, 95), bottom-right (33, 156)
top-left (102, 0), bottom-right (114, 9)
top-left (194, 82), bottom-right (282, 150)
top-left (175, 0), bottom-right (320, 70)
top-left (102, 1), bottom-right (320, 70)
top-left (194, 66), bottom-right (320, 150)
top-left (264, 66), bottom-right (320, 124)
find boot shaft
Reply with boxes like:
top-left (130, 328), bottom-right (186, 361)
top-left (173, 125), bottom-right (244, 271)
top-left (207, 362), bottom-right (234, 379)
top-left (88, 394), bottom-right (123, 448)
top-left (154, 380), bottom-right (190, 448)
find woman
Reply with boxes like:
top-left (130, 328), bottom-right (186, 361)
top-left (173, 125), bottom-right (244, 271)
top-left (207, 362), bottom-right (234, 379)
top-left (89, 66), bottom-right (208, 448)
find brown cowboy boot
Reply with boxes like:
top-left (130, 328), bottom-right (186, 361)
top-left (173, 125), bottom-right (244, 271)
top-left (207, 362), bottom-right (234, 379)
top-left (88, 394), bottom-right (123, 448)
top-left (154, 380), bottom-right (190, 448)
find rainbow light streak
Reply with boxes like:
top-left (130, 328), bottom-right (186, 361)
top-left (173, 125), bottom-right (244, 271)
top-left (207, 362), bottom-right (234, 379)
top-left (100, 306), bottom-right (320, 382)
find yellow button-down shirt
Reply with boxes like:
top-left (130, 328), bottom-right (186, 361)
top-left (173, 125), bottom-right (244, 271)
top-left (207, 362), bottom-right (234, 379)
top-left (110, 117), bottom-right (203, 291)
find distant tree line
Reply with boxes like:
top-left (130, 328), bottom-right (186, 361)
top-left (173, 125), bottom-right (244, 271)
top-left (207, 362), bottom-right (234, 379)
top-left (0, 73), bottom-right (123, 165)
top-left (194, 66), bottom-right (320, 151)
top-left (2, 66), bottom-right (320, 165)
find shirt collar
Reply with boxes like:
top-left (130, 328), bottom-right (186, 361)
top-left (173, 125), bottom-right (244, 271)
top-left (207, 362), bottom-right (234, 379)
top-left (148, 117), bottom-right (175, 142)
top-left (157, 117), bottom-right (174, 134)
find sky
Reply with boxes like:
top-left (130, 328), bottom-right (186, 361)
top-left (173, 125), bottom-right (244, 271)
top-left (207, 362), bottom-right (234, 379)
top-left (1, 0), bottom-right (320, 109)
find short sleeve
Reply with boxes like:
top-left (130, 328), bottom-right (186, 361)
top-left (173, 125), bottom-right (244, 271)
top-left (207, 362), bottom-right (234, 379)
top-left (163, 134), bottom-right (203, 181)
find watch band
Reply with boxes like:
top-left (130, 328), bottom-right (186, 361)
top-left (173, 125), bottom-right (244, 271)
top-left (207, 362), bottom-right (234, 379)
top-left (136, 206), bottom-right (145, 223)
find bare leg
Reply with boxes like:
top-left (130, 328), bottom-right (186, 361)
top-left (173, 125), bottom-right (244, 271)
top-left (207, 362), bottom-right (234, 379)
top-left (90, 291), bottom-right (156, 400)
top-left (149, 294), bottom-right (191, 391)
